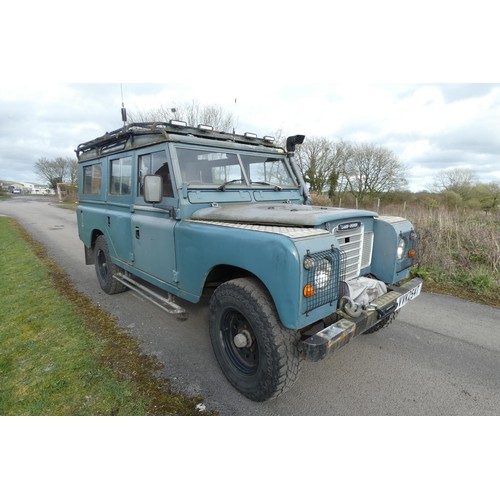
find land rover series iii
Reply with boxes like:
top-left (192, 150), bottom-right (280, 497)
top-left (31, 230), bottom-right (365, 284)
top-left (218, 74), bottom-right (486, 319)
top-left (76, 121), bottom-right (422, 401)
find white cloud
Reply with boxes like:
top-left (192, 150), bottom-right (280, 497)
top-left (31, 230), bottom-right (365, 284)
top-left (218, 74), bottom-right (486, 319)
top-left (1, 83), bottom-right (499, 191)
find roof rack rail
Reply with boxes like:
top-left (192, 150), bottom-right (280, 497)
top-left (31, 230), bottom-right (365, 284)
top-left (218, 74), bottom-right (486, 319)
top-left (75, 122), bottom-right (280, 159)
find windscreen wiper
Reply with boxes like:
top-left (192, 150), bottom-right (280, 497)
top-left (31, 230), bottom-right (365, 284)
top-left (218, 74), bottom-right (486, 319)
top-left (217, 179), bottom-right (245, 191)
top-left (250, 181), bottom-right (282, 191)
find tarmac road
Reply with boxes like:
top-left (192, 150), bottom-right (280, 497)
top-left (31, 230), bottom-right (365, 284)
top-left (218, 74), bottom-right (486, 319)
top-left (2, 197), bottom-right (499, 415)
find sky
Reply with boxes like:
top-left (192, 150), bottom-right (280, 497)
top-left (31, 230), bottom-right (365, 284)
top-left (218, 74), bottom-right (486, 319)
top-left (1, 83), bottom-right (499, 192)
top-left (1, 1), bottom-right (499, 193)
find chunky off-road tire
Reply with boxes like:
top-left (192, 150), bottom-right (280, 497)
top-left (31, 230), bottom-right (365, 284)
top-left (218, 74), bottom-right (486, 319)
top-left (94, 235), bottom-right (128, 295)
top-left (209, 278), bottom-right (302, 402)
top-left (363, 311), bottom-right (399, 334)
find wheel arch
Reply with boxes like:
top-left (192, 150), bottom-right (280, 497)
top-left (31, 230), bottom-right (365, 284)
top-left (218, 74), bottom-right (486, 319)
top-left (203, 261), bottom-right (300, 330)
top-left (84, 229), bottom-right (104, 265)
top-left (204, 264), bottom-right (272, 299)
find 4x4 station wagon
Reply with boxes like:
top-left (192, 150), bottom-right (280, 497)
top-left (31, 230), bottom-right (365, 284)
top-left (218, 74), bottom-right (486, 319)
top-left (76, 121), bottom-right (422, 401)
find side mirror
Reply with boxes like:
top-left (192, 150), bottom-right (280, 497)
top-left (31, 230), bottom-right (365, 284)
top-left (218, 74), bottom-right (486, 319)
top-left (143, 175), bottom-right (163, 204)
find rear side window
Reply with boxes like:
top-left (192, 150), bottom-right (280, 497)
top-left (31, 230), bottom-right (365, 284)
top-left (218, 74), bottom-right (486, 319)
top-left (110, 157), bottom-right (132, 195)
top-left (83, 164), bottom-right (102, 194)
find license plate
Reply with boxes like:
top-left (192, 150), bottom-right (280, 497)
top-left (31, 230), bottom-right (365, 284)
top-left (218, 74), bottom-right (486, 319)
top-left (395, 282), bottom-right (422, 311)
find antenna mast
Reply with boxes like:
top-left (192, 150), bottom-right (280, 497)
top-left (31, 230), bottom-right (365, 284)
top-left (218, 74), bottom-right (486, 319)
top-left (233, 96), bottom-right (238, 139)
top-left (120, 83), bottom-right (127, 126)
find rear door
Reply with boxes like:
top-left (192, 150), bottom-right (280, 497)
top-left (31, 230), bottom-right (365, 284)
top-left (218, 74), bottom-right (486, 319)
top-left (106, 154), bottom-right (134, 264)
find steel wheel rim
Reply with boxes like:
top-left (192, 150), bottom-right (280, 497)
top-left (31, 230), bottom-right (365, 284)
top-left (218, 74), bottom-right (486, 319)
top-left (220, 308), bottom-right (259, 375)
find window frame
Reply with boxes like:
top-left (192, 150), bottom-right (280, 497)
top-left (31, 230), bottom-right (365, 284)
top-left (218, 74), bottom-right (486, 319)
top-left (82, 163), bottom-right (102, 195)
top-left (109, 156), bottom-right (132, 196)
top-left (136, 148), bottom-right (175, 199)
top-left (173, 145), bottom-right (297, 189)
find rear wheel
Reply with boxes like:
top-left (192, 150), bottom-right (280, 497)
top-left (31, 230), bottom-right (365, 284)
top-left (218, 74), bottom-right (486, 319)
top-left (94, 235), bottom-right (127, 295)
top-left (209, 278), bottom-right (302, 402)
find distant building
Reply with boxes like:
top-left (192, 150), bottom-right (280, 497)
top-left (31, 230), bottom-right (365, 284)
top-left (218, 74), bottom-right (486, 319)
top-left (6, 183), bottom-right (24, 193)
top-left (1, 181), bottom-right (55, 195)
top-left (22, 183), bottom-right (55, 195)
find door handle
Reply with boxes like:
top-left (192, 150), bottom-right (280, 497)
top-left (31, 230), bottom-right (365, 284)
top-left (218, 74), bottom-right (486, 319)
top-left (135, 226), bottom-right (140, 239)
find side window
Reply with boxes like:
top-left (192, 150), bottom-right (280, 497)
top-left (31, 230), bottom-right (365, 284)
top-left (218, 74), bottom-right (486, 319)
top-left (110, 157), bottom-right (132, 195)
top-left (138, 154), bottom-right (151, 196)
top-left (83, 164), bottom-right (102, 194)
top-left (138, 150), bottom-right (174, 198)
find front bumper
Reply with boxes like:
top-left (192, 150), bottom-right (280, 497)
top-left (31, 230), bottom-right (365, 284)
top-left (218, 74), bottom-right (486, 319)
top-left (301, 278), bottom-right (423, 362)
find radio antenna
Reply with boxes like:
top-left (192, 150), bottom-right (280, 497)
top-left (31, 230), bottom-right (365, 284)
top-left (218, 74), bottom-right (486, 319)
top-left (120, 83), bottom-right (127, 126)
top-left (233, 96), bottom-right (238, 138)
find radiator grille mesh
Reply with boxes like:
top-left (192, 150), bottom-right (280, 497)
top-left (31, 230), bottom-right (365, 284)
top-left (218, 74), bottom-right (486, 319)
top-left (304, 247), bottom-right (345, 314)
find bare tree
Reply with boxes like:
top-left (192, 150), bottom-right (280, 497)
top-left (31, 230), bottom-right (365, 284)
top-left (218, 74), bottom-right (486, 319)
top-left (328, 140), bottom-right (354, 198)
top-left (128, 99), bottom-right (234, 132)
top-left (269, 128), bottom-right (288, 149)
top-left (340, 143), bottom-right (408, 201)
top-left (433, 167), bottom-right (476, 199)
top-left (295, 137), bottom-right (349, 195)
top-left (34, 157), bottom-right (78, 188)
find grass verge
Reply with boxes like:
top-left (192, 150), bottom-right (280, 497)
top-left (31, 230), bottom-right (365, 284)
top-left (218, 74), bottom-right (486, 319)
top-left (0, 217), bottom-right (211, 415)
top-left (405, 207), bottom-right (500, 308)
top-left (411, 266), bottom-right (500, 308)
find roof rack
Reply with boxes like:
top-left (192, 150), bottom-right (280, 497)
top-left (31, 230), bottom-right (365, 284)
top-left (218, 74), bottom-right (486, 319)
top-left (75, 122), bottom-right (279, 159)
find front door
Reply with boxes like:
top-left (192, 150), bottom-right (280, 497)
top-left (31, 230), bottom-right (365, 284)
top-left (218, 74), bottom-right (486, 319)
top-left (131, 148), bottom-right (178, 286)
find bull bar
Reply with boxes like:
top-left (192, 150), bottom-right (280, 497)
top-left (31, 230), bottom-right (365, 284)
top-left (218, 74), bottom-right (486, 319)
top-left (301, 278), bottom-right (423, 362)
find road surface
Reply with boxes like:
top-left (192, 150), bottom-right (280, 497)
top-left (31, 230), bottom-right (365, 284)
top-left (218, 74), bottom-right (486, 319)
top-left (2, 197), bottom-right (499, 415)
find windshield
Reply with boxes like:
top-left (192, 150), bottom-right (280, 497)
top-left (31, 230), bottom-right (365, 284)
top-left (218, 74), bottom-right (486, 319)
top-left (176, 147), bottom-right (297, 189)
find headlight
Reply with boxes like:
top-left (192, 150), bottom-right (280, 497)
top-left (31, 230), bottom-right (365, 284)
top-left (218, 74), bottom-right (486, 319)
top-left (314, 259), bottom-right (332, 289)
top-left (303, 255), bottom-right (315, 270)
top-left (397, 238), bottom-right (406, 259)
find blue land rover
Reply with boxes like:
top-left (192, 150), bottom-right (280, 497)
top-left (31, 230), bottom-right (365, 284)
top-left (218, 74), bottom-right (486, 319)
top-left (76, 121), bottom-right (422, 401)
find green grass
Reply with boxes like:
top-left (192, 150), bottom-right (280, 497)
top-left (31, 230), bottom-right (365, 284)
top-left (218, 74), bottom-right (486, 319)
top-left (411, 265), bottom-right (500, 307)
top-left (0, 217), bottom-right (210, 415)
top-left (404, 207), bottom-right (500, 307)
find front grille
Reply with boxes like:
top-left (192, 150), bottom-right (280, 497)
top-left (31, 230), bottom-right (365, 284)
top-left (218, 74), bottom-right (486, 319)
top-left (304, 247), bottom-right (345, 314)
top-left (361, 231), bottom-right (373, 268)
top-left (334, 224), bottom-right (371, 280)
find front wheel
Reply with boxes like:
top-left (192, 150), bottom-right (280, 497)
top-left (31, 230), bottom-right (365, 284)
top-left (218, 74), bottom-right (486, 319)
top-left (209, 278), bottom-right (302, 402)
